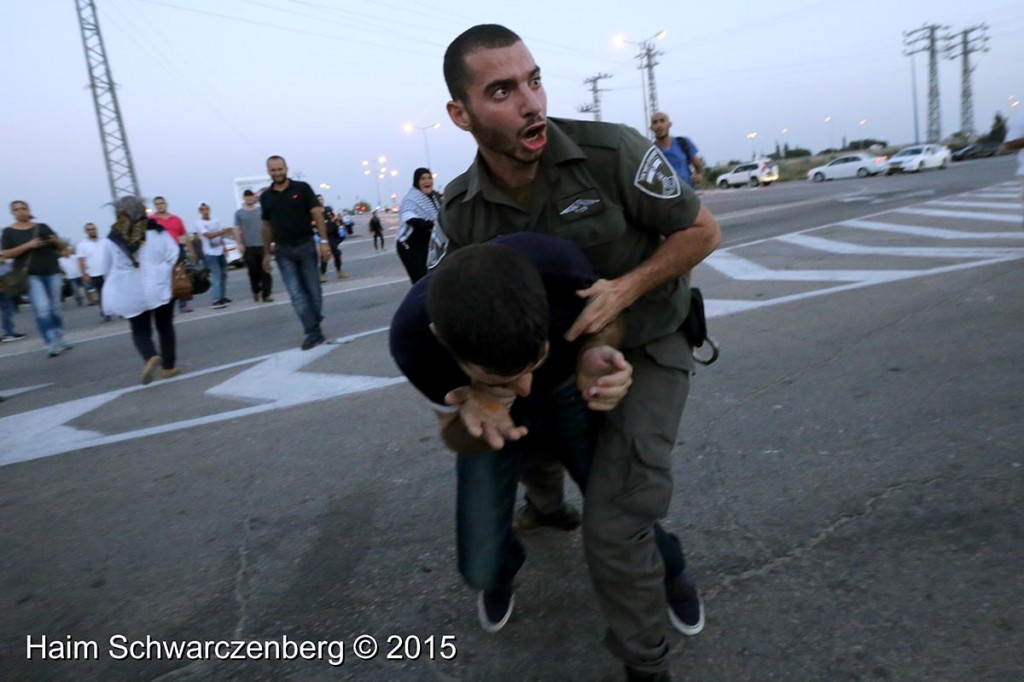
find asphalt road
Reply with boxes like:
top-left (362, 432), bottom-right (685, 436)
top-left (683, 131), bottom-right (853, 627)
top-left (1, 157), bottom-right (1022, 681)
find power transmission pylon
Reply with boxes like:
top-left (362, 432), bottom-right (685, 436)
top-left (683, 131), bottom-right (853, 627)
top-left (903, 24), bottom-right (949, 143)
top-left (944, 24), bottom-right (989, 137)
top-left (636, 40), bottom-right (664, 132)
top-left (75, 0), bottom-right (141, 204)
top-left (577, 73), bottom-right (613, 122)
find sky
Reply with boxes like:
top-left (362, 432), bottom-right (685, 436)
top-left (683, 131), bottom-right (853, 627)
top-left (3, 0), bottom-right (1023, 240)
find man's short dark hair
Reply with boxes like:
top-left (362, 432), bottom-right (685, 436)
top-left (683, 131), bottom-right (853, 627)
top-left (266, 155), bottom-right (286, 166)
top-left (242, 189), bottom-right (254, 197)
top-left (443, 24), bottom-right (522, 101)
top-left (153, 196), bottom-right (166, 203)
top-left (426, 242), bottom-right (547, 375)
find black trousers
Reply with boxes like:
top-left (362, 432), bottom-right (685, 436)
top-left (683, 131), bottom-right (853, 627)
top-left (319, 239), bottom-right (342, 274)
top-left (129, 300), bottom-right (175, 369)
top-left (242, 246), bottom-right (273, 298)
top-left (397, 229), bottom-right (430, 284)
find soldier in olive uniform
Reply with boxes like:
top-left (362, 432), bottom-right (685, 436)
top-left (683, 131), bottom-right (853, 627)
top-left (432, 25), bottom-right (721, 682)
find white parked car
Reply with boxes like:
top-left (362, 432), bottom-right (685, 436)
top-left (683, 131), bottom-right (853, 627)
top-left (222, 236), bottom-right (244, 268)
top-left (807, 153), bottom-right (889, 182)
top-left (717, 159), bottom-right (780, 188)
top-left (885, 144), bottom-right (951, 174)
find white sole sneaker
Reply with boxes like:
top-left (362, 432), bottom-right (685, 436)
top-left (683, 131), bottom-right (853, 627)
top-left (476, 590), bottom-right (515, 633)
top-left (667, 591), bottom-right (705, 636)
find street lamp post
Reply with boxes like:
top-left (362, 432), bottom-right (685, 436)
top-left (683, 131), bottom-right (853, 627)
top-left (612, 30), bottom-right (667, 136)
top-left (403, 122), bottom-right (441, 168)
top-left (824, 116), bottom-right (834, 151)
top-left (361, 156), bottom-right (391, 210)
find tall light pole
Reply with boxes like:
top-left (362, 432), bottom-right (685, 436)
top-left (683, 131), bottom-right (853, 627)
top-left (824, 115), bottom-right (834, 151)
top-left (361, 156), bottom-right (390, 210)
top-left (613, 30), bottom-right (667, 136)
top-left (403, 122), bottom-right (441, 168)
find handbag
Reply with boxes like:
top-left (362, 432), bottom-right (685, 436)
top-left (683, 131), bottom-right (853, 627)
top-left (0, 226), bottom-right (38, 296)
top-left (184, 257), bottom-right (211, 295)
top-left (171, 260), bottom-right (193, 300)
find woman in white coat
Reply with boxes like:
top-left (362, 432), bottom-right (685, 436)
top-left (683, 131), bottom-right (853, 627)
top-left (101, 196), bottom-right (182, 384)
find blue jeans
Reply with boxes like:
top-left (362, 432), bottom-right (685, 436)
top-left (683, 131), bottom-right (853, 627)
top-left (0, 292), bottom-right (15, 336)
top-left (28, 273), bottom-right (64, 344)
top-left (204, 254), bottom-right (227, 303)
top-left (274, 242), bottom-right (323, 335)
top-left (456, 380), bottom-right (686, 591)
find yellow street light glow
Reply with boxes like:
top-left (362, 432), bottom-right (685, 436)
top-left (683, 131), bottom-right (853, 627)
top-left (655, 30), bottom-right (667, 40)
top-left (612, 34), bottom-right (626, 48)
top-left (781, 128), bottom-right (788, 134)
top-left (859, 119), bottom-right (868, 125)
top-left (361, 160), bottom-right (369, 166)
top-left (403, 123), bottom-right (414, 134)
top-left (377, 156), bottom-right (387, 164)
top-left (824, 116), bottom-right (832, 123)
top-left (746, 132), bottom-right (757, 140)
top-left (390, 170), bottom-right (398, 177)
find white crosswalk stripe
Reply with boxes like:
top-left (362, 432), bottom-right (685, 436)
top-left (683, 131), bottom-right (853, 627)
top-left (704, 181), bottom-right (1024, 318)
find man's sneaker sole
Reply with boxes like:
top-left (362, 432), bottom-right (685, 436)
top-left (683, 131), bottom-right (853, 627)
top-left (476, 590), bottom-right (515, 633)
top-left (667, 590), bottom-right (705, 636)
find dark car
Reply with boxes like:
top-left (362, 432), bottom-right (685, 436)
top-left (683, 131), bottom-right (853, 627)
top-left (951, 141), bottom-right (1001, 161)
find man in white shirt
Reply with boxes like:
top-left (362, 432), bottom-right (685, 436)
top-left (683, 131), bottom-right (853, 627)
top-left (58, 246), bottom-right (85, 307)
top-left (196, 203), bottom-right (232, 309)
top-left (1002, 115), bottom-right (1024, 221)
top-left (75, 222), bottom-right (110, 320)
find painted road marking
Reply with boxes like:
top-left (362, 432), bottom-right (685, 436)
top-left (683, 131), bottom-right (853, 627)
top-left (895, 207), bottom-right (1020, 222)
top-left (0, 328), bottom-right (402, 467)
top-left (2, 183), bottom-right (1021, 467)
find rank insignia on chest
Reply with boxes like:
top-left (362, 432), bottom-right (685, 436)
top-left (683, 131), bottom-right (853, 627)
top-left (634, 148), bottom-right (681, 199)
top-left (555, 189), bottom-right (604, 222)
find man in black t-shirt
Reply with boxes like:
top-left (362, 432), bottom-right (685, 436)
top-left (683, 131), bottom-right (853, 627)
top-left (390, 233), bottom-right (685, 636)
top-left (259, 155), bottom-right (333, 350)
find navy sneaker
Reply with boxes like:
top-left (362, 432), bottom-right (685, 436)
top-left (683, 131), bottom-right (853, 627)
top-left (300, 332), bottom-right (325, 351)
top-left (666, 571), bottom-right (704, 636)
top-left (513, 500), bottom-right (581, 533)
top-left (476, 585), bottom-right (515, 633)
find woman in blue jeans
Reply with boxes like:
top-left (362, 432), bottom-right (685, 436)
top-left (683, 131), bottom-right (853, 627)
top-left (0, 200), bottom-right (71, 357)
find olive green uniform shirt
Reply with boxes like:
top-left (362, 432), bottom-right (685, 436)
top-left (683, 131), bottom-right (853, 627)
top-left (435, 117), bottom-right (702, 350)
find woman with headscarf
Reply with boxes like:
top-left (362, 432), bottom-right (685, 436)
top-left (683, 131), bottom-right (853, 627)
top-left (1, 200), bottom-right (70, 356)
top-left (397, 168), bottom-right (440, 284)
top-left (100, 196), bottom-right (182, 384)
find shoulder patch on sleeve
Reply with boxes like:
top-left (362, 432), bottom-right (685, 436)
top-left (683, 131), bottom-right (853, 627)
top-left (633, 147), bottom-right (682, 199)
top-left (426, 223), bottom-right (449, 271)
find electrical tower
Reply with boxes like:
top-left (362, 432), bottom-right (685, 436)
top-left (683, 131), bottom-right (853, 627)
top-left (75, 0), bottom-right (141, 204)
top-left (576, 73), bottom-right (613, 122)
top-left (635, 40), bottom-right (664, 133)
top-left (944, 24), bottom-right (989, 137)
top-left (903, 24), bottom-right (949, 143)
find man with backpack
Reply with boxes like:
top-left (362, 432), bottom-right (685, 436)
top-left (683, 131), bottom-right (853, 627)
top-left (651, 112), bottom-right (705, 188)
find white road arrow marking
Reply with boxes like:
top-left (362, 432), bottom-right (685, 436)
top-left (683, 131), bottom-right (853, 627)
top-left (0, 328), bottom-right (404, 467)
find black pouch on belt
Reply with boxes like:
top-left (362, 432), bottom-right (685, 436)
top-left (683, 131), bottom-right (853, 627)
top-left (681, 287), bottom-right (708, 348)
top-left (681, 287), bottom-right (720, 365)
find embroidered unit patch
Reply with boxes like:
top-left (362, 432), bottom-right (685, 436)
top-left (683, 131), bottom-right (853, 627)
top-left (634, 148), bottom-right (681, 199)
